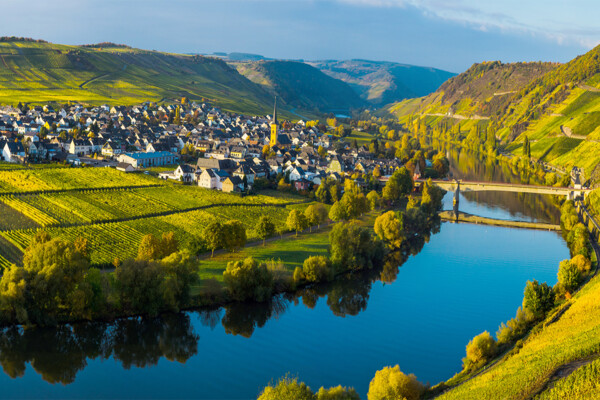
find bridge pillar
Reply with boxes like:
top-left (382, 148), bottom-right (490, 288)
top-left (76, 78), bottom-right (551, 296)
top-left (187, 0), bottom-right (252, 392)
top-left (453, 180), bottom-right (460, 221)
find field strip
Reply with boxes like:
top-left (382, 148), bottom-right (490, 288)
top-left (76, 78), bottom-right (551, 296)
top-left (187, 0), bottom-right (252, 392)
top-left (0, 200), bottom-right (308, 233)
top-left (0, 183), bottom-right (164, 196)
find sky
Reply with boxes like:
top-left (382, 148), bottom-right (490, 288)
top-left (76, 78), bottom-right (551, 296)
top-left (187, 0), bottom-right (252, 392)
top-left (0, 0), bottom-right (598, 72)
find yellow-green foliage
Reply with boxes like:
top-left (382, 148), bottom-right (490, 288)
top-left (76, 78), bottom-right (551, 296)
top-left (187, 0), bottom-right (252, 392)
top-left (536, 358), bottom-right (600, 399)
top-left (367, 365), bottom-right (424, 400)
top-left (437, 272), bottom-right (600, 399)
top-left (0, 41), bottom-right (274, 115)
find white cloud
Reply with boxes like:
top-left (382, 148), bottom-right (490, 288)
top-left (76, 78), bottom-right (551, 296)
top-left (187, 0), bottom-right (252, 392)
top-left (334, 0), bottom-right (600, 48)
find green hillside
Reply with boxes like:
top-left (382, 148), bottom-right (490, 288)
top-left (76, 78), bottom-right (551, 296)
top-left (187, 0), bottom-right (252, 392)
top-left (308, 59), bottom-right (456, 106)
top-left (387, 45), bottom-right (600, 181)
top-left (0, 39), bottom-right (278, 114)
top-left (234, 60), bottom-right (366, 114)
top-left (437, 269), bottom-right (600, 399)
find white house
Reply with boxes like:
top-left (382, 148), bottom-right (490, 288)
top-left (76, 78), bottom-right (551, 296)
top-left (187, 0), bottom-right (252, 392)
top-left (174, 165), bottom-right (195, 183)
top-left (2, 141), bottom-right (26, 163)
top-left (198, 168), bottom-right (219, 189)
top-left (69, 139), bottom-right (92, 155)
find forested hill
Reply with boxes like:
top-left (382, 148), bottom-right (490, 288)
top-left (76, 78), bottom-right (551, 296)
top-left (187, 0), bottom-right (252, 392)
top-left (0, 39), bottom-right (332, 116)
top-left (234, 60), bottom-right (366, 114)
top-left (388, 45), bottom-right (600, 180)
top-left (307, 59), bottom-right (456, 106)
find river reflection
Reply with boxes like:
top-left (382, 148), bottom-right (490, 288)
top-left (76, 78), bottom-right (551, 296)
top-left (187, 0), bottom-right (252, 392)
top-left (0, 231), bottom-right (435, 386)
top-left (0, 149), bottom-right (570, 399)
top-left (0, 313), bottom-right (198, 385)
top-left (437, 144), bottom-right (561, 224)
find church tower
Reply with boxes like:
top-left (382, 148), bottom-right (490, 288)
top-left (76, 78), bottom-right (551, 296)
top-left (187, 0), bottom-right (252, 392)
top-left (270, 97), bottom-right (278, 147)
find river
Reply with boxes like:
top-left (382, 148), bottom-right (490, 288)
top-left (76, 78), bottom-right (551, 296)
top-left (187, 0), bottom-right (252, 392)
top-left (0, 149), bottom-right (570, 399)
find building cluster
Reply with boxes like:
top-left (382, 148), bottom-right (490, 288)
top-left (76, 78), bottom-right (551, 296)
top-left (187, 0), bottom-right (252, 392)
top-left (0, 101), bottom-right (402, 192)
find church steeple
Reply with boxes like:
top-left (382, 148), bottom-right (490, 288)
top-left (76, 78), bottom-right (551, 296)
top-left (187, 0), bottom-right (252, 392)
top-left (270, 96), bottom-right (278, 147)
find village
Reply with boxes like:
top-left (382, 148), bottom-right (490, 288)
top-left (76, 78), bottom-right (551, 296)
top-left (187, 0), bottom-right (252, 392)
top-left (0, 100), bottom-right (410, 193)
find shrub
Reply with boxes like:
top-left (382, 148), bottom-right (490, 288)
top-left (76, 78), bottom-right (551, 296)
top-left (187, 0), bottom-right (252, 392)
top-left (571, 254), bottom-right (591, 273)
top-left (463, 331), bottom-right (497, 370)
top-left (367, 365), bottom-right (424, 400)
top-left (258, 376), bottom-right (314, 400)
top-left (302, 256), bottom-right (333, 282)
top-left (557, 259), bottom-right (582, 293)
top-left (523, 280), bottom-right (555, 320)
top-left (329, 222), bottom-right (385, 271)
top-left (316, 385), bottom-right (360, 400)
top-left (496, 307), bottom-right (531, 344)
top-left (223, 257), bottom-right (274, 302)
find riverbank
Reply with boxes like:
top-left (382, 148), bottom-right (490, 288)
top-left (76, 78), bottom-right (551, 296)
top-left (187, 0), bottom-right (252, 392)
top-left (439, 210), bottom-right (561, 231)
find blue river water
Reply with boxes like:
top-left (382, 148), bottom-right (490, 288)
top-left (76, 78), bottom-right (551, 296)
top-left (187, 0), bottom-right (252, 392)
top-left (0, 190), bottom-right (569, 399)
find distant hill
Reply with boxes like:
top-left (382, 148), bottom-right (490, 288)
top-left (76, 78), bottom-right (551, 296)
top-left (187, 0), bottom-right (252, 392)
top-left (0, 40), bottom-right (280, 115)
top-left (234, 60), bottom-right (365, 114)
top-left (388, 46), bottom-right (600, 180)
top-left (307, 59), bottom-right (456, 106)
top-left (226, 52), bottom-right (273, 62)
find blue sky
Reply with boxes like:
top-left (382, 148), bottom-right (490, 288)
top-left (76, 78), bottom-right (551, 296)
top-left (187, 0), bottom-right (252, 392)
top-left (0, 0), bottom-right (598, 72)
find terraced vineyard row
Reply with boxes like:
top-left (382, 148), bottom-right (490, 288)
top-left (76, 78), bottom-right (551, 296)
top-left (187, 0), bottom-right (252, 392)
top-left (0, 168), bottom-right (160, 193)
top-left (0, 185), bottom-right (306, 229)
top-left (0, 203), bottom-right (307, 266)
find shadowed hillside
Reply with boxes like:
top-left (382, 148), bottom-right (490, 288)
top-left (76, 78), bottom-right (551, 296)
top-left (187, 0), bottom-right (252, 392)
top-left (234, 60), bottom-right (365, 114)
top-left (308, 59), bottom-right (456, 106)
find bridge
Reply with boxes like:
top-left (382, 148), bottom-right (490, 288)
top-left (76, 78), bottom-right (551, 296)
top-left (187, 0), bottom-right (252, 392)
top-left (421, 179), bottom-right (592, 200)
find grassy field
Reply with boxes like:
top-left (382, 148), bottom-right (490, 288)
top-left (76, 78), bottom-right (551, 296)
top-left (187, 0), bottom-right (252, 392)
top-left (193, 211), bottom-right (378, 296)
top-left (198, 225), bottom-right (332, 281)
top-left (437, 270), bottom-right (600, 399)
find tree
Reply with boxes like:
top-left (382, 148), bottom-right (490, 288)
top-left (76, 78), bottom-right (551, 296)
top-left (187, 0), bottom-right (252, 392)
top-left (570, 254), bottom-right (591, 273)
top-left (304, 204), bottom-right (327, 232)
top-left (328, 201), bottom-right (346, 222)
top-left (317, 145), bottom-right (328, 158)
top-left (329, 222), bottom-right (384, 271)
top-left (496, 307), bottom-right (530, 345)
top-left (115, 258), bottom-right (165, 316)
top-left (287, 209), bottom-right (308, 236)
top-left (367, 190), bottom-right (381, 210)
top-left (161, 250), bottom-right (199, 310)
top-left (367, 365), bottom-right (424, 400)
top-left (258, 376), bottom-right (315, 400)
top-left (262, 145), bottom-right (271, 159)
top-left (4, 237), bottom-right (93, 324)
top-left (223, 257), bottom-right (273, 302)
top-left (523, 135), bottom-right (531, 158)
top-left (202, 221), bottom-right (224, 257)
top-left (30, 231), bottom-right (52, 247)
top-left (160, 232), bottom-right (179, 258)
top-left (432, 153), bottom-right (449, 177)
top-left (173, 106), bottom-right (181, 125)
top-left (137, 234), bottom-right (162, 261)
top-left (316, 386), bottom-right (360, 400)
top-left (522, 280), bottom-right (555, 320)
top-left (421, 179), bottom-right (444, 215)
top-left (223, 220), bottom-right (247, 252)
top-left (302, 256), bottom-right (333, 282)
top-left (382, 167), bottom-right (413, 203)
top-left (374, 211), bottom-right (404, 248)
top-left (557, 259), bottom-right (581, 293)
top-left (256, 216), bottom-right (276, 245)
top-left (463, 331), bottom-right (497, 370)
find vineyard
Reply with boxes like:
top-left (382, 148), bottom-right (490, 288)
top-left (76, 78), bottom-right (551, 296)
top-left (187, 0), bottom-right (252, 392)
top-left (0, 168), bottom-right (160, 193)
top-left (0, 167), bottom-right (309, 267)
top-left (1, 204), bottom-right (303, 265)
